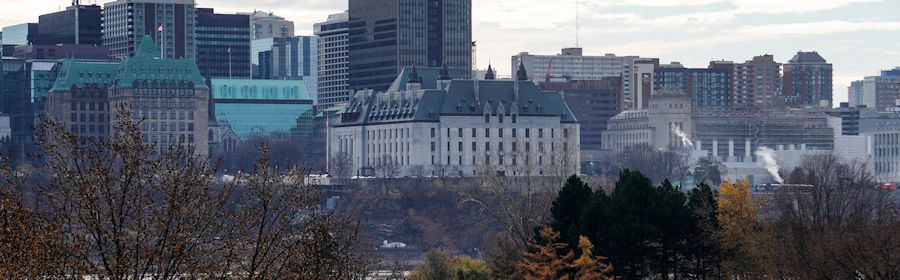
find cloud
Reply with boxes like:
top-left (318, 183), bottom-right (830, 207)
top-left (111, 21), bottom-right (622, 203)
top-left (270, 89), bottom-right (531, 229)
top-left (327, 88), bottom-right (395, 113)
top-left (735, 20), bottom-right (900, 35)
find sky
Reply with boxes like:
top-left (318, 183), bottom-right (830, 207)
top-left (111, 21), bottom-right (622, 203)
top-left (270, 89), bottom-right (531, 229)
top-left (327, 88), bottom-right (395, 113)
top-left (3, 0), bottom-right (900, 104)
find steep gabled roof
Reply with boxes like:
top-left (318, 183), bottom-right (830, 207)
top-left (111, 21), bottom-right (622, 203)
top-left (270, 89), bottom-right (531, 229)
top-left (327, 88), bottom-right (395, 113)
top-left (51, 58), bottom-right (119, 92)
top-left (111, 36), bottom-right (208, 89)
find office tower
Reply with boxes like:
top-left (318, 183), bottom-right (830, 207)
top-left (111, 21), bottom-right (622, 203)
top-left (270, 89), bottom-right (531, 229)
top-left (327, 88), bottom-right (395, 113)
top-left (656, 63), bottom-right (733, 110)
top-left (512, 48), bottom-right (637, 98)
top-left (632, 58), bottom-right (659, 109)
top-left (245, 11), bottom-right (294, 40)
top-left (348, 0), bottom-right (473, 91)
top-left (0, 58), bottom-right (66, 157)
top-left (37, 4), bottom-right (103, 45)
top-left (783, 51), bottom-right (833, 108)
top-left (196, 8), bottom-right (251, 79)
top-left (1, 23), bottom-right (40, 46)
top-left (314, 11), bottom-right (349, 111)
top-left (860, 69), bottom-right (900, 110)
top-left (102, 0), bottom-right (197, 59)
top-left (12, 44), bottom-right (109, 60)
top-left (540, 77), bottom-right (622, 157)
top-left (251, 36), bottom-right (317, 99)
top-left (848, 80), bottom-right (864, 107)
top-left (726, 55), bottom-right (782, 109)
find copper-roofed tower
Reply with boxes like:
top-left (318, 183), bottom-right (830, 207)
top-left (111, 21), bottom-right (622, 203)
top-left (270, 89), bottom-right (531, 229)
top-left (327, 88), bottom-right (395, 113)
top-left (484, 64), bottom-right (496, 80)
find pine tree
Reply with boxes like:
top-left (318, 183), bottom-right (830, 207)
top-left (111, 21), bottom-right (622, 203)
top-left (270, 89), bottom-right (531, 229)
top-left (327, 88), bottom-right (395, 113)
top-left (572, 236), bottom-right (614, 280)
top-left (515, 227), bottom-right (573, 280)
top-left (551, 175), bottom-right (593, 250)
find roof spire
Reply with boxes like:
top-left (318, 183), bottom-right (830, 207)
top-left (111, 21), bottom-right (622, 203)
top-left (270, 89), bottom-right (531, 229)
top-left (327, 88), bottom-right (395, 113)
top-left (484, 64), bottom-right (496, 80)
top-left (516, 60), bottom-right (528, 81)
top-left (408, 65), bottom-right (422, 84)
top-left (438, 63), bottom-right (451, 80)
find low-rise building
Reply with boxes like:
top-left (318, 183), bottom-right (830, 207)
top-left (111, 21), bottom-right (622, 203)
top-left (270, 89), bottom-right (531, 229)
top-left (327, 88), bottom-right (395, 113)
top-left (210, 78), bottom-right (313, 138)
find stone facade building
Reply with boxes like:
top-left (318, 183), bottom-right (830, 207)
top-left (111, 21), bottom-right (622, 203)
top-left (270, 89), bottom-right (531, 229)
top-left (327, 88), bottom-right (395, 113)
top-left (48, 36), bottom-right (209, 154)
top-left (328, 64), bottom-right (579, 177)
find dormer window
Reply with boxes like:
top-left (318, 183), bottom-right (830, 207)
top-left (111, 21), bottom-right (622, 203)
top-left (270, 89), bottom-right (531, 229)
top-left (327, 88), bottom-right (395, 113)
top-left (485, 114), bottom-right (490, 123)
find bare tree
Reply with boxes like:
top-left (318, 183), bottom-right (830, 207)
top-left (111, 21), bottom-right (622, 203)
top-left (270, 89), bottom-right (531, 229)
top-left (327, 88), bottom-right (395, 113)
top-left (769, 153), bottom-right (900, 279)
top-left (32, 106), bottom-right (234, 279)
top-left (0, 106), bottom-right (373, 278)
top-left (374, 155), bottom-right (400, 179)
top-left (331, 151), bottom-right (353, 181)
top-left (224, 146), bottom-right (372, 279)
top-left (611, 144), bottom-right (691, 185)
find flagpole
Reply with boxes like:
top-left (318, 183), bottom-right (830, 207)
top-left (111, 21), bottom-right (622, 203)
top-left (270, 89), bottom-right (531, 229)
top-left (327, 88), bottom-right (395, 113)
top-left (228, 46), bottom-right (233, 79)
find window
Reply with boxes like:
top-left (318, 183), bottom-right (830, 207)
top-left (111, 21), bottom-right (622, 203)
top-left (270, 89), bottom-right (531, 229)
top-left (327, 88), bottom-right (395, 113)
top-left (431, 128), bottom-right (436, 138)
top-left (512, 115), bottom-right (517, 123)
top-left (458, 142), bottom-right (463, 151)
top-left (499, 114), bottom-right (504, 123)
top-left (431, 142), bottom-right (436, 152)
top-left (526, 142), bottom-right (531, 152)
top-left (539, 129), bottom-right (544, 138)
top-left (485, 142), bottom-right (490, 151)
top-left (485, 128), bottom-right (490, 138)
top-left (526, 129), bottom-right (531, 138)
top-left (472, 142), bottom-right (477, 151)
top-left (458, 128), bottom-right (463, 137)
top-left (499, 142), bottom-right (504, 151)
top-left (564, 129), bottom-right (569, 138)
top-left (499, 129), bottom-right (504, 138)
top-left (485, 115), bottom-right (490, 123)
top-left (512, 142), bottom-right (518, 152)
top-left (472, 128), bottom-right (477, 137)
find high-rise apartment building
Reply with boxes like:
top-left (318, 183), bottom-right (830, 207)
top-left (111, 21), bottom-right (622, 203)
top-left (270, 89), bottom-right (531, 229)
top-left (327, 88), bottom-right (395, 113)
top-left (102, 0), bottom-right (197, 59)
top-left (314, 12), bottom-right (349, 111)
top-left (244, 11), bottom-right (294, 40)
top-left (348, 0), bottom-right (473, 92)
top-left (725, 55), bottom-right (782, 109)
top-left (37, 4), bottom-right (103, 46)
top-left (656, 63), bottom-right (732, 110)
top-left (196, 8), bottom-right (251, 79)
top-left (783, 51), bottom-right (833, 108)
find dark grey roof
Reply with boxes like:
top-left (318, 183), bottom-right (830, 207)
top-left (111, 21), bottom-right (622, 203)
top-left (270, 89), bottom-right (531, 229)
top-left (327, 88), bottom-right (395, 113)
top-left (484, 65), bottom-right (496, 80)
top-left (336, 70), bottom-right (578, 127)
top-left (789, 51), bottom-right (827, 64)
top-left (388, 67), bottom-right (441, 92)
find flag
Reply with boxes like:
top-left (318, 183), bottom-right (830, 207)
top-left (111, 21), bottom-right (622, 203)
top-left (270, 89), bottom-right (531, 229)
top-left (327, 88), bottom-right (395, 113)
top-left (227, 47), bottom-right (231, 54)
top-left (157, 25), bottom-right (163, 32)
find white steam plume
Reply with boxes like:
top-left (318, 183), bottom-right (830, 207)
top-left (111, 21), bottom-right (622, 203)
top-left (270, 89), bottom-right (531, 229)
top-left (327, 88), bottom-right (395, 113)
top-left (755, 147), bottom-right (784, 184)
top-left (672, 126), bottom-right (694, 148)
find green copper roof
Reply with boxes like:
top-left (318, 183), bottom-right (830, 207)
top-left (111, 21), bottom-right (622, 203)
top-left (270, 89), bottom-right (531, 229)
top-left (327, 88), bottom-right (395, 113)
top-left (51, 36), bottom-right (209, 92)
top-left (51, 58), bottom-right (120, 92)
top-left (111, 36), bottom-right (208, 90)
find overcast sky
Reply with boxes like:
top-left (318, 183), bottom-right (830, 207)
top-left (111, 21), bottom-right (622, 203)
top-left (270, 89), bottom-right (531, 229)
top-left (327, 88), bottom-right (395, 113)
top-left (3, 0), bottom-right (900, 104)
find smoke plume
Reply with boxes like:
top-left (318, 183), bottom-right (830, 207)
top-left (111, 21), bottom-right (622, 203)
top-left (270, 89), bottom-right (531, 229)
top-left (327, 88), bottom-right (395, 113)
top-left (755, 147), bottom-right (784, 184)
top-left (672, 126), bottom-right (694, 148)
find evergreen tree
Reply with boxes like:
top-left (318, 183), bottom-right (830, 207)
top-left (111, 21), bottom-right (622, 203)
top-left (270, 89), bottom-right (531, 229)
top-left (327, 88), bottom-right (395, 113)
top-left (577, 188), bottom-right (611, 261)
top-left (550, 175), bottom-right (593, 250)
top-left (650, 180), bottom-right (690, 278)
top-left (605, 169), bottom-right (658, 279)
top-left (685, 183), bottom-right (723, 278)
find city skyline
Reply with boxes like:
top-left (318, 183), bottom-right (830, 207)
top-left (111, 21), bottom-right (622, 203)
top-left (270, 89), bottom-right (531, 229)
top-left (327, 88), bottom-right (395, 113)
top-left (3, 0), bottom-right (900, 104)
